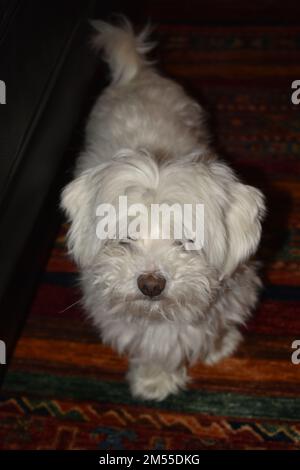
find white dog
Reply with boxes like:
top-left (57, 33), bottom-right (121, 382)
top-left (61, 19), bottom-right (265, 401)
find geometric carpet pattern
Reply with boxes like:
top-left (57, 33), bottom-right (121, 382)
top-left (1, 24), bottom-right (300, 449)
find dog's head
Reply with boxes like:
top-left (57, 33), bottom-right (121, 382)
top-left (61, 149), bottom-right (265, 323)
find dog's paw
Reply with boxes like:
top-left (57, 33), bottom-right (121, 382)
top-left (127, 363), bottom-right (188, 401)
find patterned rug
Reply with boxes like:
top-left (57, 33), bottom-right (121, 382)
top-left (1, 25), bottom-right (300, 450)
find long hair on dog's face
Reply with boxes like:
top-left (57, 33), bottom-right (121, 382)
top-left (61, 149), bottom-right (265, 329)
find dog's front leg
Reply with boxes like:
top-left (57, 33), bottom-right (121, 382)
top-left (127, 361), bottom-right (189, 401)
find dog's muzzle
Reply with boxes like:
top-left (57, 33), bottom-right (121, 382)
top-left (137, 273), bottom-right (166, 298)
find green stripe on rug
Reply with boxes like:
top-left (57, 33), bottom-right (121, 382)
top-left (3, 370), bottom-right (300, 421)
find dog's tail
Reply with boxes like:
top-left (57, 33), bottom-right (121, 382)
top-left (90, 17), bottom-right (155, 85)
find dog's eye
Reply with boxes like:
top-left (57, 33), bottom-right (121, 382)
top-left (174, 239), bottom-right (194, 248)
top-left (119, 236), bottom-right (137, 244)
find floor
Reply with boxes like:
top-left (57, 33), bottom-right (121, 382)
top-left (0, 18), bottom-right (300, 449)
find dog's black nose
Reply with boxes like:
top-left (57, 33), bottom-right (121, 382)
top-left (137, 273), bottom-right (166, 297)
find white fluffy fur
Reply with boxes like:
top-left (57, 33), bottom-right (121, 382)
top-left (61, 19), bottom-right (265, 401)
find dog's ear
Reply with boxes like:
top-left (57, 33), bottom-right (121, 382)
top-left (207, 160), bottom-right (265, 278)
top-left (60, 169), bottom-right (102, 267)
top-left (222, 180), bottom-right (265, 278)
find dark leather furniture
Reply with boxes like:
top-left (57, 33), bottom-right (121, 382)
top-left (0, 0), bottom-right (102, 377)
